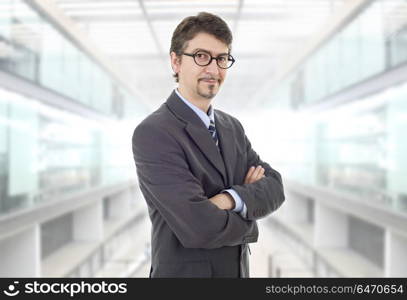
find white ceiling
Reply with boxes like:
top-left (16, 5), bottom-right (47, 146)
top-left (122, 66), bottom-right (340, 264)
top-left (53, 0), bottom-right (346, 112)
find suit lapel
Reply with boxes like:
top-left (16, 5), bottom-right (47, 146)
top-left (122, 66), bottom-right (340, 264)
top-left (215, 112), bottom-right (237, 187)
top-left (185, 124), bottom-right (227, 183)
top-left (165, 91), bottom-right (227, 184)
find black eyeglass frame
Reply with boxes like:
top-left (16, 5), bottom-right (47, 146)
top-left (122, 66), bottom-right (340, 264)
top-left (182, 51), bottom-right (235, 69)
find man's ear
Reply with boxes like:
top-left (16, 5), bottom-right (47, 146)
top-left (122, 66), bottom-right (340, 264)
top-left (170, 51), bottom-right (181, 74)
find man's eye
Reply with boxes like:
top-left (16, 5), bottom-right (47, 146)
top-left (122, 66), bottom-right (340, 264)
top-left (196, 53), bottom-right (208, 59)
top-left (218, 56), bottom-right (227, 62)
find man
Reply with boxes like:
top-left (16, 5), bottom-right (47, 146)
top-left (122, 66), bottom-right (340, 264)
top-left (132, 12), bottom-right (285, 278)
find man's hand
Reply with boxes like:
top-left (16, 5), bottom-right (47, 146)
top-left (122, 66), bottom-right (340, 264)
top-left (244, 165), bottom-right (265, 184)
top-left (209, 192), bottom-right (235, 210)
top-left (208, 165), bottom-right (265, 210)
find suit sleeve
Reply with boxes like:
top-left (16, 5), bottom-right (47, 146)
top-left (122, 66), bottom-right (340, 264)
top-left (230, 121), bottom-right (285, 221)
top-left (132, 122), bottom-right (258, 249)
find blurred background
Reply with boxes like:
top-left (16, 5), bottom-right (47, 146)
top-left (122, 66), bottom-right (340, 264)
top-left (0, 0), bottom-right (406, 278)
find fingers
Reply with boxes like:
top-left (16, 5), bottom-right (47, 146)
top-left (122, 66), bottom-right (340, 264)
top-left (245, 165), bottom-right (265, 184)
top-left (252, 165), bottom-right (264, 181)
top-left (244, 166), bottom-right (255, 184)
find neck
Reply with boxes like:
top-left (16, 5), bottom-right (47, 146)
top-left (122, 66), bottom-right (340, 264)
top-left (177, 86), bottom-right (211, 113)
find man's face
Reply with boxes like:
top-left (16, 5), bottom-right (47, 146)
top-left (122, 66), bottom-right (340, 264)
top-left (171, 32), bottom-right (229, 100)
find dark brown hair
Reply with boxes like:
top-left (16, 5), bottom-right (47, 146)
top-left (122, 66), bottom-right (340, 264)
top-left (170, 12), bottom-right (233, 82)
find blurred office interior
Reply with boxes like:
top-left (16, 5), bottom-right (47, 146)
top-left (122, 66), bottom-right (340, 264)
top-left (0, 0), bottom-right (406, 277)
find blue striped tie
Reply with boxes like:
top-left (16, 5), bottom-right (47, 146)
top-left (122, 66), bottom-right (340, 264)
top-left (208, 119), bottom-right (219, 146)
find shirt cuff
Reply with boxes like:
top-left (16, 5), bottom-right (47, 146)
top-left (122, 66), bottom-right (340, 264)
top-left (239, 202), bottom-right (248, 219)
top-left (223, 189), bottom-right (245, 213)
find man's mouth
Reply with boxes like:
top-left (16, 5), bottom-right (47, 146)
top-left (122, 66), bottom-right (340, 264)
top-left (200, 78), bottom-right (218, 84)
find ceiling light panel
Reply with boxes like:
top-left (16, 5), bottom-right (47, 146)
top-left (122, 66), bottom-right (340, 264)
top-left (57, 1), bottom-right (140, 9)
top-left (88, 21), bottom-right (159, 55)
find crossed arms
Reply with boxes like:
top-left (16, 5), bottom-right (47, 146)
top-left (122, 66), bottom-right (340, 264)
top-left (209, 165), bottom-right (266, 210)
top-left (132, 122), bottom-right (285, 249)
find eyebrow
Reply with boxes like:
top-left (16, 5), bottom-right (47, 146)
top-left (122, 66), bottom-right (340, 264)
top-left (191, 48), bottom-right (229, 56)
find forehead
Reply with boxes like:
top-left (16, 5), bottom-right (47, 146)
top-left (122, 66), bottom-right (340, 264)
top-left (184, 32), bottom-right (229, 54)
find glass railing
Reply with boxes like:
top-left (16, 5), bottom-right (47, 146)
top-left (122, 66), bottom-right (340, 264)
top-left (0, 0), bottom-right (142, 118)
top-left (266, 0), bottom-right (407, 109)
top-left (257, 0), bottom-right (407, 215)
top-left (313, 84), bottom-right (407, 212)
top-left (0, 87), bottom-right (136, 216)
top-left (261, 81), bottom-right (407, 215)
top-left (0, 0), bottom-right (148, 216)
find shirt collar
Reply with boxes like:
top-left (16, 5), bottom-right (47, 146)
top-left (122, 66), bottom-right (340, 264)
top-left (175, 88), bottom-right (215, 129)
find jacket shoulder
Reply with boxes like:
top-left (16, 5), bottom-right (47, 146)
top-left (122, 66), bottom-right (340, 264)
top-left (136, 102), bottom-right (178, 129)
top-left (132, 103), bottom-right (180, 143)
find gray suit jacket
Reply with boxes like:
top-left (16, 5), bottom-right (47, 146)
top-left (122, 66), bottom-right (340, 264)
top-left (132, 91), bottom-right (285, 278)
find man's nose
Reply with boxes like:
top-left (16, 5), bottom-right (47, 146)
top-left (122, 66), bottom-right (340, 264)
top-left (204, 58), bottom-right (220, 75)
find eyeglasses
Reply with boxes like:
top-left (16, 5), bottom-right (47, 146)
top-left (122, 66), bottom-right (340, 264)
top-left (182, 50), bottom-right (235, 69)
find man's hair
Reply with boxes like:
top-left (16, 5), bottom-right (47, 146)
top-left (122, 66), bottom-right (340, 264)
top-left (170, 12), bottom-right (233, 82)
